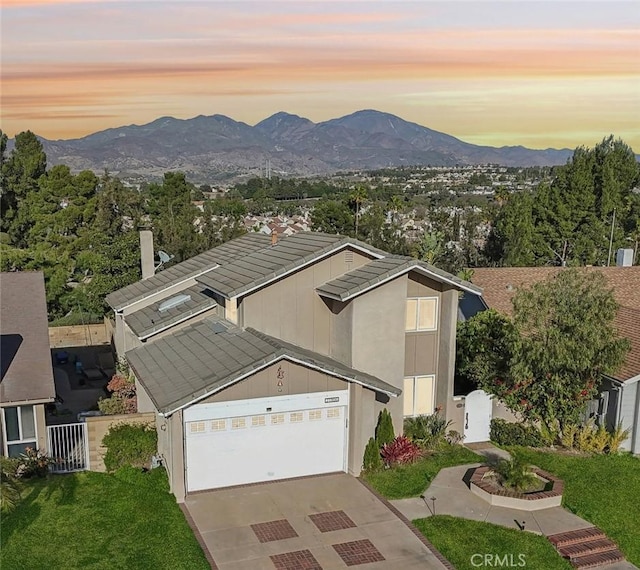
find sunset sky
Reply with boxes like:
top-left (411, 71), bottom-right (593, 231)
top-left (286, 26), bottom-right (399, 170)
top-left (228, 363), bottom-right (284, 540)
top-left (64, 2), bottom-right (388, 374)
top-left (2, 1), bottom-right (639, 149)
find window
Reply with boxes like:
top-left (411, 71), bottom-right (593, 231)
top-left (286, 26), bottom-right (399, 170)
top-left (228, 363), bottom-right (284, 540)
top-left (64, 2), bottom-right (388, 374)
top-left (326, 408), bottom-right (341, 419)
top-left (403, 376), bottom-right (435, 417)
top-left (211, 419), bottom-right (227, 431)
top-left (2, 405), bottom-right (37, 457)
top-left (308, 410), bottom-right (322, 421)
top-left (405, 298), bottom-right (438, 331)
top-left (251, 415), bottom-right (266, 428)
top-left (189, 421), bottom-right (206, 434)
top-left (271, 413), bottom-right (285, 425)
top-left (289, 412), bottom-right (303, 423)
top-left (231, 417), bottom-right (246, 430)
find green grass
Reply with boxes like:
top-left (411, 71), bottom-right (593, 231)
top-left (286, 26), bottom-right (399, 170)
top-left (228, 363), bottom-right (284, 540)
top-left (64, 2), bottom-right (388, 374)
top-left (0, 467), bottom-right (209, 570)
top-left (362, 444), bottom-right (481, 499)
top-left (510, 447), bottom-right (640, 565)
top-left (415, 515), bottom-right (572, 570)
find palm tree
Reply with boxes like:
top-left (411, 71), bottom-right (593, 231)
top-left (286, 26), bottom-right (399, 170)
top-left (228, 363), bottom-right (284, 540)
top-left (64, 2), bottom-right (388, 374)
top-left (388, 195), bottom-right (404, 224)
top-left (349, 185), bottom-right (368, 238)
top-left (0, 468), bottom-right (22, 514)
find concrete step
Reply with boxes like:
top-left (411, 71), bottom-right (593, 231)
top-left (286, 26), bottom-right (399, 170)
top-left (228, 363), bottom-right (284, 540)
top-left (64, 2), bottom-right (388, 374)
top-left (559, 538), bottom-right (619, 559)
top-left (570, 550), bottom-right (626, 569)
top-left (549, 527), bottom-right (607, 548)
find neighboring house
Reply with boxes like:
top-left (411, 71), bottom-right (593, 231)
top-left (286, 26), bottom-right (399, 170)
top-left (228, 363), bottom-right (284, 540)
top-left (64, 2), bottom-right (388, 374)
top-left (0, 272), bottom-right (56, 457)
top-left (106, 231), bottom-right (481, 501)
top-left (470, 266), bottom-right (640, 455)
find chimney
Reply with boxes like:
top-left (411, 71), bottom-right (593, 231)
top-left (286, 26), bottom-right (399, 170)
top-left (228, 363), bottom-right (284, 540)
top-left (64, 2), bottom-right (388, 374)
top-left (271, 231), bottom-right (278, 246)
top-left (139, 229), bottom-right (155, 279)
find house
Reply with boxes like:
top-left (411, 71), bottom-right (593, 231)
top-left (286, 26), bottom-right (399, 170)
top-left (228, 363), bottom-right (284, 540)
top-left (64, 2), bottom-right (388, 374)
top-left (106, 231), bottom-right (481, 501)
top-left (0, 272), bottom-right (56, 457)
top-left (470, 265), bottom-right (640, 455)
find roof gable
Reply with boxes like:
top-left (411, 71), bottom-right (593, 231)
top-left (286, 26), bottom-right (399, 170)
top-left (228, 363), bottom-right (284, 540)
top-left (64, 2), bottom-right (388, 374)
top-left (126, 317), bottom-right (400, 415)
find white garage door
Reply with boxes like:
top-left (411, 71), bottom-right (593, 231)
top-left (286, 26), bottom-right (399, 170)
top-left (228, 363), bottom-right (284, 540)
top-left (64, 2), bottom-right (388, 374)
top-left (184, 390), bottom-right (349, 491)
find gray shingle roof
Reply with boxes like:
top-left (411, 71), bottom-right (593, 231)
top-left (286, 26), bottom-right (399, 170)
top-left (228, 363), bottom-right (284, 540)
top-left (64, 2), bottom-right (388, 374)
top-left (195, 232), bottom-right (360, 298)
top-left (124, 285), bottom-right (218, 340)
top-left (125, 317), bottom-right (400, 415)
top-left (0, 272), bottom-right (56, 404)
top-left (106, 233), bottom-right (272, 310)
top-left (316, 257), bottom-right (482, 301)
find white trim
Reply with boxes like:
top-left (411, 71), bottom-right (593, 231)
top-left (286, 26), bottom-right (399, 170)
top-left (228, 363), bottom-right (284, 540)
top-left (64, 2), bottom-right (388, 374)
top-left (114, 264), bottom-right (220, 311)
top-left (227, 243), bottom-right (384, 300)
top-left (160, 354), bottom-right (399, 417)
top-left (133, 303), bottom-right (217, 341)
top-left (1, 404), bottom-right (38, 456)
top-left (317, 262), bottom-right (481, 302)
top-left (403, 375), bottom-right (436, 417)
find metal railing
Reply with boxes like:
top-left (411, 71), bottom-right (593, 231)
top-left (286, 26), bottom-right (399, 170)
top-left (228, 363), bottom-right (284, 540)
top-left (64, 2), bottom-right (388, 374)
top-left (47, 422), bottom-right (89, 473)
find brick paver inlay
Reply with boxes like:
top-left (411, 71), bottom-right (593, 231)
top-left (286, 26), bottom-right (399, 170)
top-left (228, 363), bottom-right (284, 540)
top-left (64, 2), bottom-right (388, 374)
top-left (332, 539), bottom-right (385, 566)
top-left (309, 510), bottom-right (357, 533)
top-left (251, 519), bottom-right (299, 543)
top-left (270, 549), bottom-right (323, 570)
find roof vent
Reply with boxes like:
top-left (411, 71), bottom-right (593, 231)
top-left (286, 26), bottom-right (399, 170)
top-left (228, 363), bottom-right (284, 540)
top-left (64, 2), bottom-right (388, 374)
top-left (211, 321), bottom-right (230, 334)
top-left (158, 294), bottom-right (191, 312)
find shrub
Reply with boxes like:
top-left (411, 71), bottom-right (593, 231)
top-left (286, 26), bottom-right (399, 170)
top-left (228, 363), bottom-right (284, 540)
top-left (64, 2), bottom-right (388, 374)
top-left (0, 458), bottom-right (22, 514)
top-left (404, 412), bottom-right (453, 450)
top-left (98, 374), bottom-right (137, 415)
top-left (375, 409), bottom-right (395, 448)
top-left (102, 423), bottom-right (157, 472)
top-left (380, 435), bottom-right (422, 466)
top-left (607, 423), bottom-right (630, 454)
top-left (539, 421), bottom-right (560, 446)
top-left (15, 448), bottom-right (55, 478)
top-left (491, 453), bottom-right (539, 492)
top-left (560, 424), bottom-right (578, 449)
top-left (446, 430), bottom-right (464, 445)
top-left (490, 418), bottom-right (544, 447)
top-left (362, 437), bottom-right (383, 472)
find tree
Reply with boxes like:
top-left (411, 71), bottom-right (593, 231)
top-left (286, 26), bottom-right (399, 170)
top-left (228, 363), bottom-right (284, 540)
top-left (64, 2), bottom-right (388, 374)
top-left (486, 136), bottom-right (640, 267)
top-left (413, 230), bottom-right (445, 265)
top-left (349, 185), bottom-right (368, 238)
top-left (482, 269), bottom-right (630, 432)
top-left (484, 192), bottom-right (537, 266)
top-left (455, 309), bottom-right (518, 396)
top-left (1, 131), bottom-right (47, 242)
top-left (311, 199), bottom-right (353, 235)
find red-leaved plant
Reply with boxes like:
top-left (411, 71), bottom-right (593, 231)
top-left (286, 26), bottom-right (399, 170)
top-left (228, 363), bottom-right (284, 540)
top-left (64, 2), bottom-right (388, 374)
top-left (380, 435), bottom-right (422, 466)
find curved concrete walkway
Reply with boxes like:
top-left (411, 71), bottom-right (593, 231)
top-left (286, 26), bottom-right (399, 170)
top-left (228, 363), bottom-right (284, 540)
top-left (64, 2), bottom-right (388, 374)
top-left (390, 444), bottom-right (637, 570)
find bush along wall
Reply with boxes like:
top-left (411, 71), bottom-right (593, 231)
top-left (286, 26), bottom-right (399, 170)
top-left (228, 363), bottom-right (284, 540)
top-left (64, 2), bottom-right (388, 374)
top-left (490, 418), bottom-right (544, 447)
top-left (102, 423), bottom-right (157, 472)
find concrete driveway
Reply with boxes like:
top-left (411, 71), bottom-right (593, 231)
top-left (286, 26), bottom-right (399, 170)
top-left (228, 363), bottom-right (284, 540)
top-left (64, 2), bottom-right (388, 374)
top-left (182, 473), bottom-right (451, 570)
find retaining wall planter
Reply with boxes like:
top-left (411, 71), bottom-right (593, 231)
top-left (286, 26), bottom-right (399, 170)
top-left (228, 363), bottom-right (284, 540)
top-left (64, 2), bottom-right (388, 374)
top-left (469, 465), bottom-right (563, 511)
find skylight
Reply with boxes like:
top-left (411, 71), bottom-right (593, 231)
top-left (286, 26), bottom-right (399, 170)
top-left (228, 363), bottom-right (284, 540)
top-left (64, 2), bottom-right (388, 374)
top-left (158, 294), bottom-right (191, 312)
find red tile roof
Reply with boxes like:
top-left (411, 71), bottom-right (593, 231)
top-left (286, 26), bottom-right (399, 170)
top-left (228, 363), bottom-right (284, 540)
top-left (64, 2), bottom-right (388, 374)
top-left (471, 267), bottom-right (640, 382)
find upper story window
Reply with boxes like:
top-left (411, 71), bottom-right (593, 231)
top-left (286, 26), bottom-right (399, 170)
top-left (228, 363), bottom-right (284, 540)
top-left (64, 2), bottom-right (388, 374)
top-left (405, 297), bottom-right (438, 331)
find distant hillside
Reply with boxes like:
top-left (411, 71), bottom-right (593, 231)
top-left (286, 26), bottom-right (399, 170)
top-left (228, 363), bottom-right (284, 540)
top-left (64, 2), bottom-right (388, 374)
top-left (19, 110), bottom-right (574, 181)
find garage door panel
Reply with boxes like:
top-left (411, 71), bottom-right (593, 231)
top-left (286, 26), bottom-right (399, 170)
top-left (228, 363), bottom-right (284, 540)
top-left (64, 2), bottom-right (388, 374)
top-left (185, 394), bottom-right (348, 492)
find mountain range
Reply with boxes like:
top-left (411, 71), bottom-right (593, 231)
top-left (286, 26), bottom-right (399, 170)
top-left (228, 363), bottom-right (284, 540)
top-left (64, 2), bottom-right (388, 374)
top-left (31, 110), bottom-right (573, 182)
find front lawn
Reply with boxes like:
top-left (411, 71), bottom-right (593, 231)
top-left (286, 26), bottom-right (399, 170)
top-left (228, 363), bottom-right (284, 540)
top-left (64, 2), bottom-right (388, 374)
top-left (511, 447), bottom-right (640, 565)
top-left (1, 467), bottom-right (209, 570)
top-left (415, 515), bottom-right (572, 570)
top-left (362, 444), bottom-right (480, 499)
